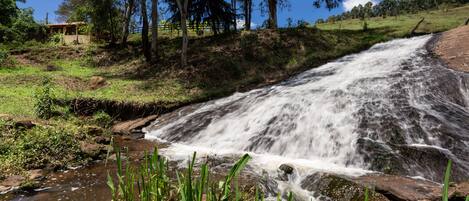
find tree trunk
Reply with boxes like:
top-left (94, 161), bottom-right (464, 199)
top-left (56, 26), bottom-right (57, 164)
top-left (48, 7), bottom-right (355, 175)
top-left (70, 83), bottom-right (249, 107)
top-left (176, 0), bottom-right (188, 67)
top-left (244, 0), bottom-right (252, 30)
top-left (151, 0), bottom-right (158, 62)
top-left (122, 0), bottom-right (134, 45)
top-left (232, 0), bottom-right (237, 31)
top-left (141, 0), bottom-right (151, 62)
top-left (268, 0), bottom-right (277, 29)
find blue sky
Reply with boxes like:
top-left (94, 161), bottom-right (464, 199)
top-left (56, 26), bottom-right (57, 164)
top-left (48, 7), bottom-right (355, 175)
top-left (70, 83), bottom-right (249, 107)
top-left (17, 0), bottom-right (363, 27)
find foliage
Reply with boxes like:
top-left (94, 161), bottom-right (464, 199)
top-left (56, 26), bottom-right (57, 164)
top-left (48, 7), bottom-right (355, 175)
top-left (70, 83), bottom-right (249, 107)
top-left (50, 33), bottom-right (65, 44)
top-left (92, 111), bottom-right (113, 128)
top-left (0, 48), bottom-right (9, 64)
top-left (34, 78), bottom-right (55, 119)
top-left (0, 7), bottom-right (47, 44)
top-left (0, 120), bottom-right (83, 176)
top-left (322, 0), bottom-right (469, 23)
top-left (442, 160), bottom-right (452, 201)
top-left (107, 148), bottom-right (282, 201)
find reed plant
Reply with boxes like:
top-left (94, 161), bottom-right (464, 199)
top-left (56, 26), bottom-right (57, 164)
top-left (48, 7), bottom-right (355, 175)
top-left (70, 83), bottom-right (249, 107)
top-left (107, 147), bottom-right (294, 201)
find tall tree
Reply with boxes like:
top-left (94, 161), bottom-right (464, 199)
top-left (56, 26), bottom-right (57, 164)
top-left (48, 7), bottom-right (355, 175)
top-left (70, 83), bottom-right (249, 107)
top-left (232, 0), bottom-right (237, 31)
top-left (151, 0), bottom-right (158, 61)
top-left (121, 0), bottom-right (135, 45)
top-left (175, 0), bottom-right (189, 67)
top-left (267, 0), bottom-right (277, 29)
top-left (242, 0), bottom-right (252, 30)
top-left (141, 0), bottom-right (151, 61)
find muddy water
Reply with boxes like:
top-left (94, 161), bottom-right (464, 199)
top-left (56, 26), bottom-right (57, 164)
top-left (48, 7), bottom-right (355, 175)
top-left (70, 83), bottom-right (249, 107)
top-left (0, 138), bottom-right (163, 201)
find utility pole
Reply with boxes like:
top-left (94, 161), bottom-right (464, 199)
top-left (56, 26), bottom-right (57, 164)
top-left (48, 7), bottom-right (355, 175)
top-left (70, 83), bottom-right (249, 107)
top-left (45, 12), bottom-right (49, 25)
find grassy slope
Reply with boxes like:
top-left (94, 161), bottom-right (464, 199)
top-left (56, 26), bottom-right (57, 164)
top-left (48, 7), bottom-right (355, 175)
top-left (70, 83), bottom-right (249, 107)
top-left (317, 4), bottom-right (469, 36)
top-left (1, 5), bottom-right (468, 117)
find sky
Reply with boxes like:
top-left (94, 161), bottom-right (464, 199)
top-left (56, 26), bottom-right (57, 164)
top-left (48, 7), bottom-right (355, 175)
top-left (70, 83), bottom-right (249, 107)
top-left (17, 0), bottom-right (366, 27)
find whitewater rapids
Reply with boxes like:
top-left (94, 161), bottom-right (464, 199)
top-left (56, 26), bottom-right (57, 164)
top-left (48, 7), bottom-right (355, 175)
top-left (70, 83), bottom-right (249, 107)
top-left (144, 35), bottom-right (469, 199)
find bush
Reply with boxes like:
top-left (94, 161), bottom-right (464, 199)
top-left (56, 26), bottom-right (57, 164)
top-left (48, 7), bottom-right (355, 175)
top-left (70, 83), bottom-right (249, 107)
top-left (92, 111), bottom-right (112, 128)
top-left (0, 122), bottom-right (82, 174)
top-left (34, 78), bottom-right (55, 119)
top-left (240, 33), bottom-right (259, 60)
top-left (0, 48), bottom-right (8, 64)
top-left (49, 33), bottom-right (64, 45)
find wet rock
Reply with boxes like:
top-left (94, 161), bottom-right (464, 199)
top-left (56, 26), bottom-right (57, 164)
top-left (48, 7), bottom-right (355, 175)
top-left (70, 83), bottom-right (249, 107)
top-left (28, 169), bottom-right (45, 181)
top-left (300, 173), bottom-right (389, 201)
top-left (278, 164), bottom-right (294, 181)
top-left (94, 136), bottom-right (111, 144)
top-left (353, 174), bottom-right (442, 201)
top-left (0, 175), bottom-right (24, 192)
top-left (450, 181), bottom-right (469, 199)
top-left (279, 164), bottom-right (294, 175)
top-left (112, 115), bottom-right (158, 135)
top-left (80, 142), bottom-right (105, 159)
top-left (89, 76), bottom-right (107, 90)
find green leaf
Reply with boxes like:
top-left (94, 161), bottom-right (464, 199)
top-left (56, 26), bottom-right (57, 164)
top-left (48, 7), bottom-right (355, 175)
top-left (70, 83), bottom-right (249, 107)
top-left (442, 160), bottom-right (452, 201)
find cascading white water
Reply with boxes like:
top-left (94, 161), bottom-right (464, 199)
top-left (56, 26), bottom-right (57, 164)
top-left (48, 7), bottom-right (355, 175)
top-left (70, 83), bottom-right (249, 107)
top-left (145, 35), bottom-right (469, 195)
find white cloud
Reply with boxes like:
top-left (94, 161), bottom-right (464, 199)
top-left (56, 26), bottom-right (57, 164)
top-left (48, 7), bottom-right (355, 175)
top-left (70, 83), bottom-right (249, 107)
top-left (343, 0), bottom-right (377, 11)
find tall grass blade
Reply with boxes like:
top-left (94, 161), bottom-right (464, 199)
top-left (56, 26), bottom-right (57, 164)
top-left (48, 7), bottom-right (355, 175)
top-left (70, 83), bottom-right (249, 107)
top-left (442, 160), bottom-right (452, 201)
top-left (287, 192), bottom-right (294, 201)
top-left (364, 187), bottom-right (369, 201)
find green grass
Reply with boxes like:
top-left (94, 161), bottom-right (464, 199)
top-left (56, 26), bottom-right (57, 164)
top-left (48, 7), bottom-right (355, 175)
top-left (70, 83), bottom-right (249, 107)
top-left (2, 4), bottom-right (468, 118)
top-left (317, 5), bottom-right (469, 37)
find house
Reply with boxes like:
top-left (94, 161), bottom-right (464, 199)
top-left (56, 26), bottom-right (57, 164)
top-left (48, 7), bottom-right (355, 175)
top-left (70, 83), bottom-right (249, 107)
top-left (47, 22), bottom-right (90, 44)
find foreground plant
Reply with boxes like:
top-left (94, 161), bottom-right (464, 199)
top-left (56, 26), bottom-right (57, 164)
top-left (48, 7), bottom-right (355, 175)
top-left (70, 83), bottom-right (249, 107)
top-left (107, 148), bottom-right (292, 201)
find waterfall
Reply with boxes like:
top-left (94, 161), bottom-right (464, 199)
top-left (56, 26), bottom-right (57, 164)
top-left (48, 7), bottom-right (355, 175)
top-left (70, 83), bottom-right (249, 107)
top-left (145, 35), bottom-right (469, 186)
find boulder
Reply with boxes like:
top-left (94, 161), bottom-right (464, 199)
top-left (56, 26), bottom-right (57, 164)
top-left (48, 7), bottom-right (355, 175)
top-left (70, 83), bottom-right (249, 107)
top-left (300, 173), bottom-right (390, 201)
top-left (450, 181), bottom-right (469, 199)
top-left (278, 164), bottom-right (294, 181)
top-left (0, 175), bottom-right (24, 192)
top-left (80, 142), bottom-right (106, 159)
top-left (353, 174), bottom-right (442, 201)
top-left (94, 136), bottom-right (111, 144)
top-left (28, 169), bottom-right (45, 181)
top-left (89, 76), bottom-right (107, 90)
top-left (111, 115), bottom-right (158, 135)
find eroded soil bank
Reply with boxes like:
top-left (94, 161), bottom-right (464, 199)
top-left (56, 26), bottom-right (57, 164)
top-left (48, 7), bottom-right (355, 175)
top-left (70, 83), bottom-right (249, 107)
top-left (434, 25), bottom-right (469, 72)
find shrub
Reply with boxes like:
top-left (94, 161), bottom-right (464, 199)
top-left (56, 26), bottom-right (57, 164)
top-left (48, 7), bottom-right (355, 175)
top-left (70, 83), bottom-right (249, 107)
top-left (34, 78), bottom-right (55, 119)
top-left (0, 48), bottom-right (8, 64)
top-left (92, 111), bottom-right (113, 128)
top-left (240, 33), bottom-right (259, 60)
top-left (49, 33), bottom-right (64, 44)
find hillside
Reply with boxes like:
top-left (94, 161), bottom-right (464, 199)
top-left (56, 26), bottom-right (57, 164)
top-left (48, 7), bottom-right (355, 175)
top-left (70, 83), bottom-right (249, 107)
top-left (317, 4), bottom-right (469, 37)
top-left (2, 4), bottom-right (468, 118)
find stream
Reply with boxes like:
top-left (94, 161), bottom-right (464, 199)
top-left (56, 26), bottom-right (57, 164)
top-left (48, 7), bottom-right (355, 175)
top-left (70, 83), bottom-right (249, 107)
top-left (144, 35), bottom-right (469, 199)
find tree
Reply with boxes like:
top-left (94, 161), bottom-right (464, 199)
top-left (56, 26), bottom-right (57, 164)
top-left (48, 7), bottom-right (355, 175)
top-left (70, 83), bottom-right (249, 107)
top-left (151, 0), bottom-right (158, 61)
top-left (141, 0), bottom-right (151, 62)
top-left (175, 0), bottom-right (189, 67)
top-left (267, 0), bottom-right (277, 29)
top-left (241, 0), bottom-right (253, 30)
top-left (121, 0), bottom-right (135, 45)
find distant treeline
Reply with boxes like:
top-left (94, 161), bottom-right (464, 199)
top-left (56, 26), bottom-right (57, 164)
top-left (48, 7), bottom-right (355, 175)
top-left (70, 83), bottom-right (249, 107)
top-left (316, 0), bottom-right (469, 23)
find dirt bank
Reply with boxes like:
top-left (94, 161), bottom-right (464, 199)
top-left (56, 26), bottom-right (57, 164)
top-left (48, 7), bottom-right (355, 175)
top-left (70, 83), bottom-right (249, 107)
top-left (435, 25), bottom-right (469, 72)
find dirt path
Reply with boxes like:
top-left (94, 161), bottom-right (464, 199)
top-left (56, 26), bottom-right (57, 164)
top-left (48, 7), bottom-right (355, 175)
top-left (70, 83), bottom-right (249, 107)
top-left (435, 25), bottom-right (469, 72)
